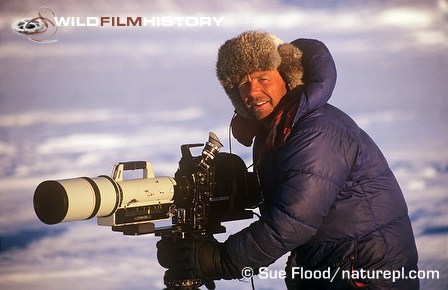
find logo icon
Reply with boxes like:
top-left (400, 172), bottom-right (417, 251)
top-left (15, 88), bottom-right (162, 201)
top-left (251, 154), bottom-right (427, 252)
top-left (11, 6), bottom-right (58, 43)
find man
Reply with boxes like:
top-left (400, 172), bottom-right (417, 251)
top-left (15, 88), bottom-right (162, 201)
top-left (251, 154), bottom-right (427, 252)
top-left (157, 31), bottom-right (419, 289)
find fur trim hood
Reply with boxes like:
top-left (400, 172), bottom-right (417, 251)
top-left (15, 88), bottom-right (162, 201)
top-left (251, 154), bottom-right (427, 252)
top-left (216, 31), bottom-right (303, 119)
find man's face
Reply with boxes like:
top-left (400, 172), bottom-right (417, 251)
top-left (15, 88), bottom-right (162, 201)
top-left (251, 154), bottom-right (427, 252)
top-left (238, 69), bottom-right (287, 121)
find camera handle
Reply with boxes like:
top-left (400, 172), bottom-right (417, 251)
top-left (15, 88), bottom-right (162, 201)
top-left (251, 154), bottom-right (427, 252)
top-left (111, 161), bottom-right (155, 182)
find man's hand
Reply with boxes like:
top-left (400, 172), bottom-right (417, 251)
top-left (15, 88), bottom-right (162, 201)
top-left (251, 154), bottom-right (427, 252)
top-left (157, 237), bottom-right (225, 280)
top-left (157, 236), bottom-right (243, 288)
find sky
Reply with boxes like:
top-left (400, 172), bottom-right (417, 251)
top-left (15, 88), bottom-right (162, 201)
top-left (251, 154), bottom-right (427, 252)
top-left (0, 0), bottom-right (447, 289)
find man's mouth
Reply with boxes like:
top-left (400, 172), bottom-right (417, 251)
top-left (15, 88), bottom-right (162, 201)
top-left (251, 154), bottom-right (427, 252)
top-left (250, 100), bottom-right (269, 107)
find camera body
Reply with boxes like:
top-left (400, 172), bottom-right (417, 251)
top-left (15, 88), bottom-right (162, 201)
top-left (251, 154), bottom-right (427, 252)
top-left (34, 133), bottom-right (262, 237)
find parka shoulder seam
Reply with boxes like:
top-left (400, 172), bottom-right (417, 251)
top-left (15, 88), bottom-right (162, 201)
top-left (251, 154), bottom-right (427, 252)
top-left (279, 168), bottom-right (342, 191)
top-left (293, 126), bottom-right (356, 146)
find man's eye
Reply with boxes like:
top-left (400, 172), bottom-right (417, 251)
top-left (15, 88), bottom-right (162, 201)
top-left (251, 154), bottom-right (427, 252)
top-left (239, 82), bottom-right (248, 88)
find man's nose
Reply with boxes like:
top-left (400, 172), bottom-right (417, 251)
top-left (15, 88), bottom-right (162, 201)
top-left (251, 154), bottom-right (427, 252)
top-left (247, 81), bottom-right (261, 98)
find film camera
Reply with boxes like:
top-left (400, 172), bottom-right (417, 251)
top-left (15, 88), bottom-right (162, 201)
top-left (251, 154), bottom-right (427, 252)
top-left (33, 132), bottom-right (262, 289)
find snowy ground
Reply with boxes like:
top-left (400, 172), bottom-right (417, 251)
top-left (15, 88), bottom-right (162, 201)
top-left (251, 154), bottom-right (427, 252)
top-left (1, 1), bottom-right (447, 289)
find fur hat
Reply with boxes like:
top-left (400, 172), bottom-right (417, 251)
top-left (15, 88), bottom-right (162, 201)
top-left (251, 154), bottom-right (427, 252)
top-left (216, 31), bottom-right (303, 118)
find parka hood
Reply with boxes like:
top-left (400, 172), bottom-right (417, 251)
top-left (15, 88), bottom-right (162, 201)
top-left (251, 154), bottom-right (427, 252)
top-left (291, 38), bottom-right (337, 123)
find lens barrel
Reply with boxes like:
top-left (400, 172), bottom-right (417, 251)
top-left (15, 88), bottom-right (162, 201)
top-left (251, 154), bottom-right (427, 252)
top-left (33, 174), bottom-right (176, 226)
top-left (34, 180), bottom-right (69, 225)
top-left (33, 176), bottom-right (119, 225)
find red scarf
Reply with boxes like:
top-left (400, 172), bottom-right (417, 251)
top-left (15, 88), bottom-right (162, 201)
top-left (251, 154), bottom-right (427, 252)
top-left (264, 92), bottom-right (301, 151)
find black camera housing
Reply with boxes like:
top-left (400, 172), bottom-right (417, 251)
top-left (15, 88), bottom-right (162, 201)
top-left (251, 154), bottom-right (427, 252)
top-left (164, 143), bottom-right (262, 237)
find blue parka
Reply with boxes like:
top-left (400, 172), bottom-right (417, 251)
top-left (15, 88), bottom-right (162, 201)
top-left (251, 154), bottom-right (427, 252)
top-left (224, 39), bottom-right (419, 289)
